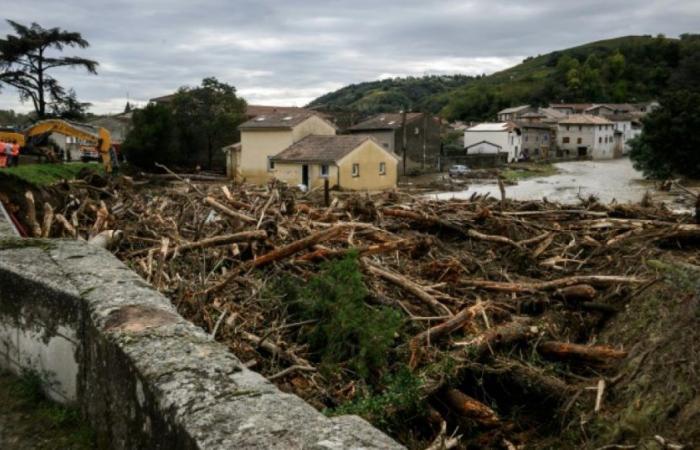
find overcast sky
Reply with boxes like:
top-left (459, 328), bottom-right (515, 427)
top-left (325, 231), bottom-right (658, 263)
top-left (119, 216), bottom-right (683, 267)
top-left (1, 0), bottom-right (698, 114)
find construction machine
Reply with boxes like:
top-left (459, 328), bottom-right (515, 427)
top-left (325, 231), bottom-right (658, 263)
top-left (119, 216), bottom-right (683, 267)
top-left (0, 119), bottom-right (114, 173)
top-left (24, 119), bottom-right (112, 173)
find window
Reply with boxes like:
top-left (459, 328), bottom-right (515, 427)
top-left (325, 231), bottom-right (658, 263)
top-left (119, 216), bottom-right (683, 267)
top-left (577, 137), bottom-right (582, 144)
top-left (382, 143), bottom-right (389, 148)
top-left (352, 163), bottom-right (360, 177)
top-left (563, 137), bottom-right (570, 144)
top-left (599, 125), bottom-right (602, 131)
top-left (414, 127), bottom-right (420, 135)
top-left (544, 134), bottom-right (549, 142)
top-left (267, 156), bottom-right (275, 171)
top-left (320, 164), bottom-right (329, 177)
top-left (379, 162), bottom-right (386, 175)
top-left (566, 125), bottom-right (570, 131)
top-left (524, 136), bottom-right (528, 142)
top-left (599, 137), bottom-right (602, 143)
top-left (578, 126), bottom-right (582, 131)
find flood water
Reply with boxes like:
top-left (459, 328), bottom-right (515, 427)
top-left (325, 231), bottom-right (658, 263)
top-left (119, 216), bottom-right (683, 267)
top-left (433, 158), bottom-right (655, 205)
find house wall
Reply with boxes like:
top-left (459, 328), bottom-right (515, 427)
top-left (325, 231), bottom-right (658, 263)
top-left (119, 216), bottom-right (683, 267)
top-left (464, 130), bottom-right (520, 162)
top-left (465, 142), bottom-right (502, 154)
top-left (395, 115), bottom-right (441, 174)
top-left (273, 163), bottom-right (340, 190)
top-left (557, 124), bottom-right (616, 159)
top-left (337, 141), bottom-right (398, 191)
top-left (349, 130), bottom-right (395, 152)
top-left (240, 130), bottom-right (294, 184)
top-left (520, 127), bottom-right (554, 160)
top-left (239, 116), bottom-right (336, 184)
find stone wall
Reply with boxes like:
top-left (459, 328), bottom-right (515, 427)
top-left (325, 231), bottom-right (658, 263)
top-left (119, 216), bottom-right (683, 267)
top-left (0, 213), bottom-right (402, 449)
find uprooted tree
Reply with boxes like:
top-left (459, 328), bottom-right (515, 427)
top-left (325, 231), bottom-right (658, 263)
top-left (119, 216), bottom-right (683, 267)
top-left (0, 20), bottom-right (98, 118)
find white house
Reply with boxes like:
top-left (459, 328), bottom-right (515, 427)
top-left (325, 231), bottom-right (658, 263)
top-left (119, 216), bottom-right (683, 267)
top-left (557, 114), bottom-right (616, 159)
top-left (607, 113), bottom-right (642, 154)
top-left (464, 122), bottom-right (521, 162)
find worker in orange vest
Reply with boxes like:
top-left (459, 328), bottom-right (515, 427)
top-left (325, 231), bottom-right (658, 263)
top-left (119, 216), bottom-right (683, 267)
top-left (10, 140), bottom-right (20, 167)
top-left (0, 141), bottom-right (7, 168)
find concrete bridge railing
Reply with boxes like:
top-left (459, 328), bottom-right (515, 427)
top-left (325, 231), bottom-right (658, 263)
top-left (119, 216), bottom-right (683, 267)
top-left (0, 210), bottom-right (401, 449)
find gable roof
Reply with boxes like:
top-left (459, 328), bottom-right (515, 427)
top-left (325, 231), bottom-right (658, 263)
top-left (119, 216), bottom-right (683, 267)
top-left (549, 103), bottom-right (594, 112)
top-left (558, 114), bottom-right (613, 125)
top-left (239, 111), bottom-right (329, 130)
top-left (271, 135), bottom-right (378, 163)
top-left (467, 122), bottom-right (519, 132)
top-left (497, 105), bottom-right (531, 115)
top-left (465, 140), bottom-right (503, 150)
top-left (347, 113), bottom-right (424, 131)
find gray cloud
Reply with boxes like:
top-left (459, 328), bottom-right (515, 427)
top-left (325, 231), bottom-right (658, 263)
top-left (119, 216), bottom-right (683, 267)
top-left (1, 0), bottom-right (698, 114)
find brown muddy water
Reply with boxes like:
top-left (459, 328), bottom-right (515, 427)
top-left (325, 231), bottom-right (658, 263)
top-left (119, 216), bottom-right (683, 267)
top-left (432, 158), bottom-right (677, 206)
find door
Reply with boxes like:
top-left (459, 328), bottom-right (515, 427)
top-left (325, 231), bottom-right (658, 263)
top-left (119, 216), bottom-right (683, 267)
top-left (302, 165), bottom-right (309, 187)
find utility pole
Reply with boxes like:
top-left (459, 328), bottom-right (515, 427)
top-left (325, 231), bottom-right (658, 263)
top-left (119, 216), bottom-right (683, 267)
top-left (401, 110), bottom-right (407, 176)
top-left (422, 112), bottom-right (427, 171)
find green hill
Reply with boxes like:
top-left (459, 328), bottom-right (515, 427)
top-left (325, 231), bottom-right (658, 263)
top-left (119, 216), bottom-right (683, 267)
top-left (308, 34), bottom-right (700, 121)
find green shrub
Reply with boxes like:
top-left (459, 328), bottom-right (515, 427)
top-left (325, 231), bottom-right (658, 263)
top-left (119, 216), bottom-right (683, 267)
top-left (284, 253), bottom-right (402, 378)
top-left (330, 368), bottom-right (424, 430)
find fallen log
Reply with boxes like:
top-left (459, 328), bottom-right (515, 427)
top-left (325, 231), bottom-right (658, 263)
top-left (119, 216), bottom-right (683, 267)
top-left (553, 284), bottom-right (597, 302)
top-left (460, 275), bottom-right (646, 293)
top-left (251, 224), bottom-right (348, 268)
top-left (443, 388), bottom-right (500, 428)
top-left (204, 196), bottom-right (256, 223)
top-left (366, 262), bottom-right (453, 317)
top-left (381, 208), bottom-right (467, 235)
top-left (453, 316), bottom-right (535, 360)
top-left (538, 341), bottom-right (627, 365)
top-left (54, 213), bottom-right (77, 238)
top-left (468, 228), bottom-right (524, 251)
top-left (169, 230), bottom-right (267, 258)
top-left (41, 202), bottom-right (54, 238)
top-left (297, 238), bottom-right (417, 262)
top-left (24, 191), bottom-right (42, 237)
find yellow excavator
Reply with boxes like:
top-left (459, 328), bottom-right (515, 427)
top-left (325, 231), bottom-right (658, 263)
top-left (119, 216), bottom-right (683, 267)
top-left (0, 119), bottom-right (113, 173)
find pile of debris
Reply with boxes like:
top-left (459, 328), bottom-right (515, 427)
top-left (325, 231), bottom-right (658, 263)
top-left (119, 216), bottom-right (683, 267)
top-left (21, 171), bottom-right (700, 448)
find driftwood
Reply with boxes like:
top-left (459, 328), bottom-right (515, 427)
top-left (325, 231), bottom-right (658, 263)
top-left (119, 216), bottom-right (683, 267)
top-left (366, 262), bottom-right (453, 317)
top-left (538, 341), bottom-right (627, 365)
top-left (461, 275), bottom-right (645, 293)
top-left (204, 196), bottom-right (257, 223)
top-left (24, 191), bottom-right (42, 237)
top-left (553, 284), bottom-right (597, 302)
top-left (453, 316), bottom-right (535, 360)
top-left (169, 230), bottom-right (267, 257)
top-left (443, 388), bottom-right (500, 427)
top-left (41, 202), bottom-right (54, 238)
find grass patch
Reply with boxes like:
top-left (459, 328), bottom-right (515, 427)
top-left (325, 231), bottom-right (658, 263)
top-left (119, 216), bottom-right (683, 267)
top-left (0, 370), bottom-right (95, 449)
top-left (501, 162), bottom-right (558, 182)
top-left (2, 162), bottom-right (102, 186)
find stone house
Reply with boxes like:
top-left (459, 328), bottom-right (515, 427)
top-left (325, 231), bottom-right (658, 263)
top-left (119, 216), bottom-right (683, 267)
top-left (346, 112), bottom-right (441, 174)
top-left (557, 114), bottom-right (616, 159)
top-left (515, 121), bottom-right (556, 160)
top-left (496, 105), bottom-right (534, 122)
top-left (271, 135), bottom-right (398, 191)
top-left (233, 111), bottom-right (336, 184)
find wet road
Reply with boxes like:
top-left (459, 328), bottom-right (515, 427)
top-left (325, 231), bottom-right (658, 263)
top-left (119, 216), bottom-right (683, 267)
top-left (434, 158), bottom-right (653, 205)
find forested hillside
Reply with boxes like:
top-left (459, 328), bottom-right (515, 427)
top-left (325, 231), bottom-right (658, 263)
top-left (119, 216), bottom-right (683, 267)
top-left (308, 34), bottom-right (700, 121)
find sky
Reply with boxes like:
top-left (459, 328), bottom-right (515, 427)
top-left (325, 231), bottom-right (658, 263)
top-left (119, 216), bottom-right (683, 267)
top-left (1, 0), bottom-right (698, 115)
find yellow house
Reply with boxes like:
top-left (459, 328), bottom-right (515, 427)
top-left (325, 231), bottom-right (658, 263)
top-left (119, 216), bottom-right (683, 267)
top-left (235, 111), bottom-right (336, 184)
top-left (270, 135), bottom-right (398, 191)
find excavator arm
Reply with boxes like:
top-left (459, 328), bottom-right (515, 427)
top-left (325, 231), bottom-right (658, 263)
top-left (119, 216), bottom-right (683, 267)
top-left (24, 119), bottom-right (113, 173)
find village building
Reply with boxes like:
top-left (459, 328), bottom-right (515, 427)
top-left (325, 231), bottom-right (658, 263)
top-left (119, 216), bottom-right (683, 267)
top-left (557, 114), bottom-right (616, 159)
top-left (515, 121), bottom-right (555, 160)
top-left (270, 135), bottom-right (398, 191)
top-left (496, 105), bottom-right (534, 122)
top-left (607, 113), bottom-right (643, 154)
top-left (464, 122), bottom-right (522, 163)
top-left (549, 103), bottom-right (594, 115)
top-left (232, 111), bottom-right (336, 184)
top-left (346, 112), bottom-right (441, 174)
